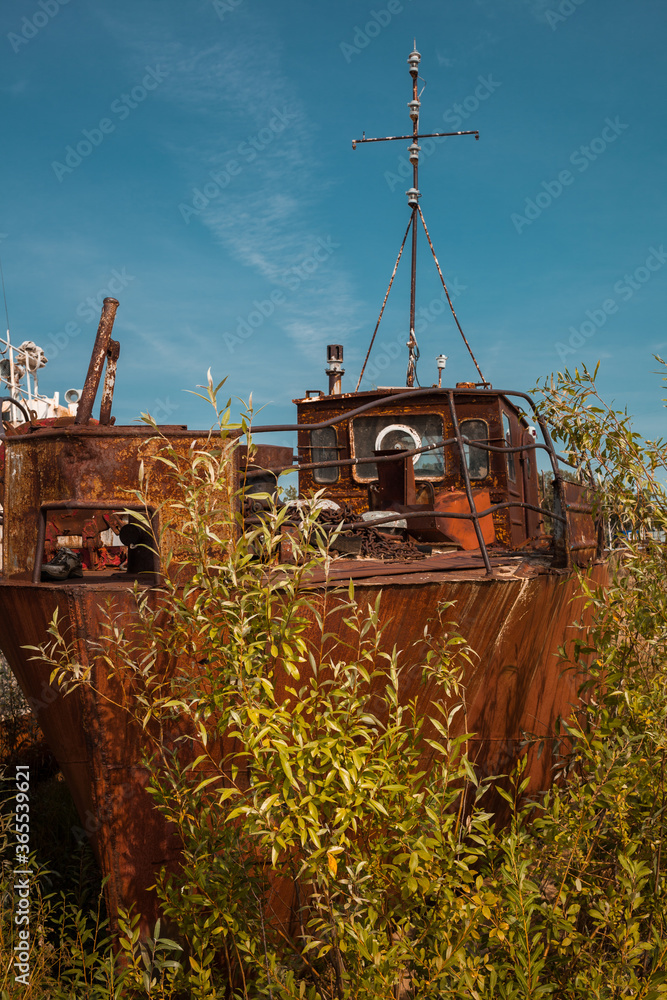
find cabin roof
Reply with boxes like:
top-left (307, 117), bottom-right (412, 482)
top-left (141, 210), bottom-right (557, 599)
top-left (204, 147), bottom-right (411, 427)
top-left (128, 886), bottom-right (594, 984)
top-left (294, 386), bottom-right (503, 405)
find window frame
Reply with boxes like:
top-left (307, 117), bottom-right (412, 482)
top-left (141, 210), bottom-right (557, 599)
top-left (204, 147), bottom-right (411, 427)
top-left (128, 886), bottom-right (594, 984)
top-left (349, 410), bottom-right (447, 484)
top-left (33, 502), bottom-right (160, 585)
top-left (310, 426), bottom-right (340, 484)
top-left (460, 417), bottom-right (490, 481)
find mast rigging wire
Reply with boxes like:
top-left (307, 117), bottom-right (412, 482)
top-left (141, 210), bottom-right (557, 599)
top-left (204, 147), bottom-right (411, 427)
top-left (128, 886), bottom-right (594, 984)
top-left (417, 204), bottom-right (488, 387)
top-left (354, 206), bottom-right (488, 391)
top-left (354, 214), bottom-right (413, 391)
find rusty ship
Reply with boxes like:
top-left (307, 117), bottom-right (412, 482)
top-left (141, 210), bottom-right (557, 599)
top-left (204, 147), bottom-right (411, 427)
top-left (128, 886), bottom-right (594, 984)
top-left (0, 48), bottom-right (604, 932)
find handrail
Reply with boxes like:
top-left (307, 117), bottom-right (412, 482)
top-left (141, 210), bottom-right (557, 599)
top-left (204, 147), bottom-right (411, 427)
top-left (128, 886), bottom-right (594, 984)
top-left (252, 386), bottom-right (564, 474)
top-left (248, 501), bottom-right (566, 530)
top-left (253, 386), bottom-right (545, 430)
top-left (247, 386), bottom-right (580, 574)
top-left (276, 437), bottom-right (558, 475)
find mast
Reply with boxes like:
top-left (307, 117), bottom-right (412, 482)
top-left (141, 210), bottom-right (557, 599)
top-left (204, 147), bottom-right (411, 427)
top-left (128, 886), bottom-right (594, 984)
top-left (406, 45), bottom-right (420, 387)
top-left (352, 48), bottom-right (486, 390)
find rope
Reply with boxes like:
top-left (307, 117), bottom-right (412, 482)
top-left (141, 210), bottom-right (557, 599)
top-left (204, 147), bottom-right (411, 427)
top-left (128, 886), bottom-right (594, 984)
top-left (417, 205), bottom-right (489, 386)
top-left (355, 215), bottom-right (413, 391)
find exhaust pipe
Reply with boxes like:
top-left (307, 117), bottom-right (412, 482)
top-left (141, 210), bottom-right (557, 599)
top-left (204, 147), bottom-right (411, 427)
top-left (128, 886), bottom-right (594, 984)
top-left (74, 298), bottom-right (119, 425)
top-left (326, 344), bottom-right (344, 395)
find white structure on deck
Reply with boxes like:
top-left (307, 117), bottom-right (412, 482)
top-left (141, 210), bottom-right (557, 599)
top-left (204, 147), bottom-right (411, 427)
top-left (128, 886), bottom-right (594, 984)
top-left (0, 328), bottom-right (82, 571)
top-left (0, 328), bottom-right (81, 421)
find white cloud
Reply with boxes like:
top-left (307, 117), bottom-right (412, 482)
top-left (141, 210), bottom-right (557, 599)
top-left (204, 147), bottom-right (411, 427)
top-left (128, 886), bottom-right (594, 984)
top-left (95, 8), bottom-right (364, 366)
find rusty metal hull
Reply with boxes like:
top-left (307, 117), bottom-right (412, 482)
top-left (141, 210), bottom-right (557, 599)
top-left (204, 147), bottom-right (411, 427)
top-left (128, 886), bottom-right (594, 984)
top-left (0, 581), bottom-right (183, 925)
top-left (0, 561), bottom-right (606, 932)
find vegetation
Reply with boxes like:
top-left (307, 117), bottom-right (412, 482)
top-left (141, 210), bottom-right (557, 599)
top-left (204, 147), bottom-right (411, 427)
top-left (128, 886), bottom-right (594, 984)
top-left (1, 365), bottom-right (667, 997)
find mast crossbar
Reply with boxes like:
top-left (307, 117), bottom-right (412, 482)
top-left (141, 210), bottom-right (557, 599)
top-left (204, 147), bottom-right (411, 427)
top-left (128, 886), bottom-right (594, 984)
top-left (352, 129), bottom-right (479, 149)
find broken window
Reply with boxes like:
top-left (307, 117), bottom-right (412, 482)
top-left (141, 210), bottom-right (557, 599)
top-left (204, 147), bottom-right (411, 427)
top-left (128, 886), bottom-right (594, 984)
top-left (502, 412), bottom-right (516, 482)
top-left (351, 413), bottom-right (445, 482)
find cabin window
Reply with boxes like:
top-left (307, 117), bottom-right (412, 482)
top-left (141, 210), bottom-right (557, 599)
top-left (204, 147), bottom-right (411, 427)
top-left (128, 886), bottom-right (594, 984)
top-left (351, 413), bottom-right (445, 482)
top-left (502, 412), bottom-right (516, 482)
top-left (460, 419), bottom-right (489, 480)
top-left (310, 427), bottom-right (339, 483)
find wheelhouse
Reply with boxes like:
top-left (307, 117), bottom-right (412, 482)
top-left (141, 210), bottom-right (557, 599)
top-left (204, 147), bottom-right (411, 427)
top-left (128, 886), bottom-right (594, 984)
top-left (294, 385), bottom-right (544, 553)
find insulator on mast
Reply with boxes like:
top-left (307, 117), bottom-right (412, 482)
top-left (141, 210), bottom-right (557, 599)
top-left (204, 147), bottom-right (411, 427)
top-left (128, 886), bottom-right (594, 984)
top-left (407, 48), bottom-right (421, 76)
top-left (407, 99), bottom-right (420, 122)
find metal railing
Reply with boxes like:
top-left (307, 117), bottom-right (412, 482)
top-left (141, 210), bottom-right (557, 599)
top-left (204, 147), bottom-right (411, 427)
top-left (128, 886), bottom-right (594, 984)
top-left (249, 387), bottom-right (582, 575)
top-left (0, 331), bottom-right (62, 422)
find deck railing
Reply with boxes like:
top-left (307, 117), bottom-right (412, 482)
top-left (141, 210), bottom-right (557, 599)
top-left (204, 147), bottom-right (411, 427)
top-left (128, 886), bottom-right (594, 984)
top-left (250, 387), bottom-right (591, 574)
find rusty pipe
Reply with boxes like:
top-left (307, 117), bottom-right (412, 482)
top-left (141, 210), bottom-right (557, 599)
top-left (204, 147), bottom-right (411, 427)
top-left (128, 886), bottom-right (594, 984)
top-left (99, 339), bottom-right (120, 425)
top-left (74, 298), bottom-right (119, 425)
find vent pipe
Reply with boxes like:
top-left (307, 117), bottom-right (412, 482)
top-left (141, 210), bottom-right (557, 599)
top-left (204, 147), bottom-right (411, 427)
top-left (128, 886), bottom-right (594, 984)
top-left (326, 344), bottom-right (344, 395)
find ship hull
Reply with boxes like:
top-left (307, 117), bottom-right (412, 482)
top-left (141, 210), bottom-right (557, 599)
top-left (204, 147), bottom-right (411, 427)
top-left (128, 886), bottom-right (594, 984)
top-left (0, 561), bottom-right (606, 932)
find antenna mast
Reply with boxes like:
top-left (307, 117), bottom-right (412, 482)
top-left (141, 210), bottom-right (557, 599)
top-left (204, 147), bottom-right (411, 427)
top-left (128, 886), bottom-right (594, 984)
top-left (406, 44), bottom-right (420, 387)
top-left (353, 46), bottom-right (487, 389)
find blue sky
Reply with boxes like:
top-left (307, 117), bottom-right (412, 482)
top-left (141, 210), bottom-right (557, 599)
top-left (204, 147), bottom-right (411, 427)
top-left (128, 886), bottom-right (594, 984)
top-left (0, 0), bottom-right (665, 446)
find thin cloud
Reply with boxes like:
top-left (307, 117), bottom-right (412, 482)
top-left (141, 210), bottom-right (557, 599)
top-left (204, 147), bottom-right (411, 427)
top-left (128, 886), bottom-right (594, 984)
top-left (171, 43), bottom-right (362, 361)
top-left (92, 7), bottom-right (364, 364)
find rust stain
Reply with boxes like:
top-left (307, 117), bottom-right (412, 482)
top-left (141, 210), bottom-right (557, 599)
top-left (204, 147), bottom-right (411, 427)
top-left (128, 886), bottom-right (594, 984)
top-left (98, 338), bottom-right (121, 426)
top-left (2, 425), bottom-right (239, 581)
